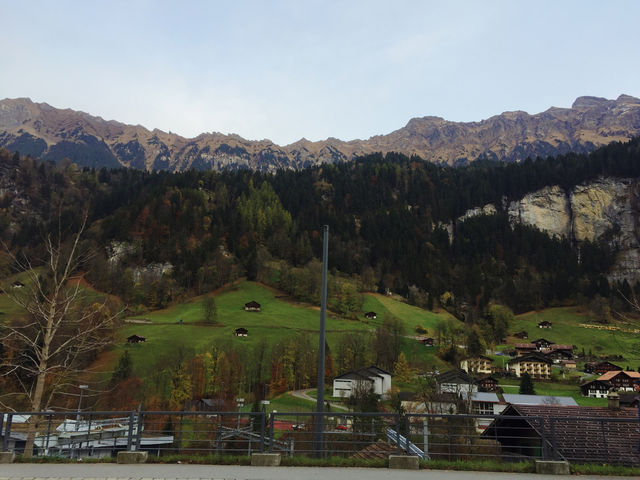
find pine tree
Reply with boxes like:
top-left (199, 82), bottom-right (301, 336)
top-left (519, 373), bottom-right (535, 395)
top-left (111, 350), bottom-right (133, 385)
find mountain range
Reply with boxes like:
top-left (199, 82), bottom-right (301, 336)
top-left (1, 95), bottom-right (639, 172)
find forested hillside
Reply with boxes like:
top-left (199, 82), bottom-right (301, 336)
top-left (2, 138), bottom-right (640, 319)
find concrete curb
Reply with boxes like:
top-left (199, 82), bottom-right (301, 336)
top-left (535, 459), bottom-right (570, 475)
top-left (388, 455), bottom-right (419, 469)
top-left (0, 451), bottom-right (16, 463)
top-left (251, 452), bottom-right (282, 466)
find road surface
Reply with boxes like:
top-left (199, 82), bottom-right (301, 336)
top-left (0, 464), bottom-right (632, 480)
top-left (290, 389), bottom-right (349, 411)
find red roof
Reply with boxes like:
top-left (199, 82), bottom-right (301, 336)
top-left (514, 343), bottom-right (536, 349)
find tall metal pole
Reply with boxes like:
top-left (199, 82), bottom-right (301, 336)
top-left (314, 225), bottom-right (329, 456)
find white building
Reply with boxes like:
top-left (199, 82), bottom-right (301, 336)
top-left (333, 366), bottom-right (392, 399)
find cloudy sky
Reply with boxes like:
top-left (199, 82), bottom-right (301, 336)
top-left (2, 1), bottom-right (639, 145)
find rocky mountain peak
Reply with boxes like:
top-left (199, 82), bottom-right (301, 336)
top-left (1, 95), bottom-right (639, 171)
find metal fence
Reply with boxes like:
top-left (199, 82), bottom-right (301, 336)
top-left (2, 410), bottom-right (639, 466)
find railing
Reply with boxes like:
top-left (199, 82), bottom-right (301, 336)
top-left (1, 410), bottom-right (639, 466)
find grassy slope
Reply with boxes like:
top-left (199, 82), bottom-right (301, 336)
top-left (512, 307), bottom-right (640, 368)
top-left (117, 283), bottom-right (457, 380)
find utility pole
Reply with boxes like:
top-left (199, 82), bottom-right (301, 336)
top-left (314, 225), bottom-right (329, 457)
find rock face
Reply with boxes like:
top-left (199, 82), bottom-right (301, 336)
top-left (1, 95), bottom-right (640, 171)
top-left (461, 177), bottom-right (640, 282)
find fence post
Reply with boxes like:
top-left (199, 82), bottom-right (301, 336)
top-left (539, 417), bottom-right (547, 460)
top-left (259, 412), bottom-right (265, 453)
top-left (549, 417), bottom-right (557, 460)
top-left (396, 414), bottom-right (402, 454)
top-left (135, 412), bottom-right (144, 451)
top-left (126, 411), bottom-right (135, 451)
top-left (423, 418), bottom-right (429, 459)
top-left (268, 413), bottom-right (275, 453)
top-left (2, 413), bottom-right (11, 452)
top-left (45, 414), bottom-right (53, 455)
top-left (404, 415), bottom-right (410, 454)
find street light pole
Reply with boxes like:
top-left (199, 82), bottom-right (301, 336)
top-left (314, 225), bottom-right (329, 456)
top-left (76, 384), bottom-right (88, 431)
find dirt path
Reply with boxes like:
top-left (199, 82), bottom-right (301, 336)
top-left (290, 388), bottom-right (350, 411)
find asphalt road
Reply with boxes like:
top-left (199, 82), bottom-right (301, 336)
top-left (0, 464), bottom-right (634, 480)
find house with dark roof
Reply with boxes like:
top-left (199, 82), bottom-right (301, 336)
top-left (420, 337), bottom-right (434, 347)
top-left (507, 353), bottom-right (553, 379)
top-left (234, 327), bottom-right (248, 337)
top-left (584, 361), bottom-right (622, 375)
top-left (476, 375), bottom-right (499, 392)
top-left (514, 343), bottom-right (537, 356)
top-left (596, 370), bottom-right (640, 391)
top-left (513, 330), bottom-right (528, 339)
top-left (244, 301), bottom-right (261, 311)
top-left (482, 404), bottom-right (640, 465)
top-left (537, 321), bottom-right (552, 329)
top-left (126, 334), bottom-right (146, 344)
top-left (580, 379), bottom-right (611, 398)
top-left (332, 366), bottom-right (392, 399)
top-left (542, 347), bottom-right (574, 363)
top-left (435, 369), bottom-right (477, 395)
top-left (11, 281), bottom-right (25, 288)
top-left (364, 311), bottom-right (377, 319)
top-left (531, 338), bottom-right (554, 350)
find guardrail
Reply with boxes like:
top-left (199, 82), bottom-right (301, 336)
top-left (1, 410), bottom-right (638, 465)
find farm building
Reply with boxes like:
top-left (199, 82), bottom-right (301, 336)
top-left (537, 321), bottom-right (552, 329)
top-left (234, 327), bottom-right (248, 337)
top-left (244, 301), bottom-right (261, 311)
top-left (364, 311), bottom-right (377, 319)
top-left (126, 334), bottom-right (146, 344)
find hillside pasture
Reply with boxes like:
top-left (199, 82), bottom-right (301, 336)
top-left (512, 307), bottom-right (640, 368)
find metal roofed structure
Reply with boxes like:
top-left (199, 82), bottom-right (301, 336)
top-left (502, 394), bottom-right (578, 406)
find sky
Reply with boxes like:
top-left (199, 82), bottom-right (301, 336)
top-left (2, 0), bottom-right (640, 145)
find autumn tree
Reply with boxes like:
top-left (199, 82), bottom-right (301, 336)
top-left (0, 214), bottom-right (121, 456)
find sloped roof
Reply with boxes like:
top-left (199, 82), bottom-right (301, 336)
top-left (471, 392), bottom-right (500, 403)
top-left (334, 365), bottom-right (391, 381)
top-left (514, 343), bottom-right (536, 349)
top-left (508, 353), bottom-right (552, 365)
top-left (550, 344), bottom-right (573, 350)
top-left (436, 368), bottom-right (475, 385)
top-left (597, 370), bottom-right (640, 381)
top-left (502, 394), bottom-right (578, 406)
top-left (483, 404), bottom-right (640, 465)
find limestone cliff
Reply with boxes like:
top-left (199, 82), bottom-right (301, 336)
top-left (461, 178), bottom-right (640, 282)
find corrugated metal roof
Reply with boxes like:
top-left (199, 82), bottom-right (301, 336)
top-left (471, 392), bottom-right (500, 402)
top-left (503, 394), bottom-right (578, 406)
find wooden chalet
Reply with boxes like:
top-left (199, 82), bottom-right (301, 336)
top-left (514, 343), bottom-right (537, 356)
top-left (234, 327), bottom-right (248, 337)
top-left (244, 301), bottom-right (261, 312)
top-left (513, 330), bottom-right (528, 339)
top-left (580, 379), bottom-right (611, 398)
top-left (531, 338), bottom-right (554, 350)
top-left (11, 281), bottom-right (25, 288)
top-left (537, 320), bottom-right (552, 329)
top-left (126, 334), bottom-right (146, 344)
top-left (596, 370), bottom-right (640, 391)
top-left (476, 375), bottom-right (499, 392)
top-left (584, 361), bottom-right (622, 375)
top-left (364, 311), bottom-right (377, 319)
top-left (420, 337), bottom-right (435, 347)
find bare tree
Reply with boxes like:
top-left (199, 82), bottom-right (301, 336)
top-left (1, 215), bottom-right (121, 456)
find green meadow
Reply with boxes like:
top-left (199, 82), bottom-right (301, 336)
top-left (511, 307), bottom-right (640, 369)
top-left (118, 281), bottom-right (456, 379)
